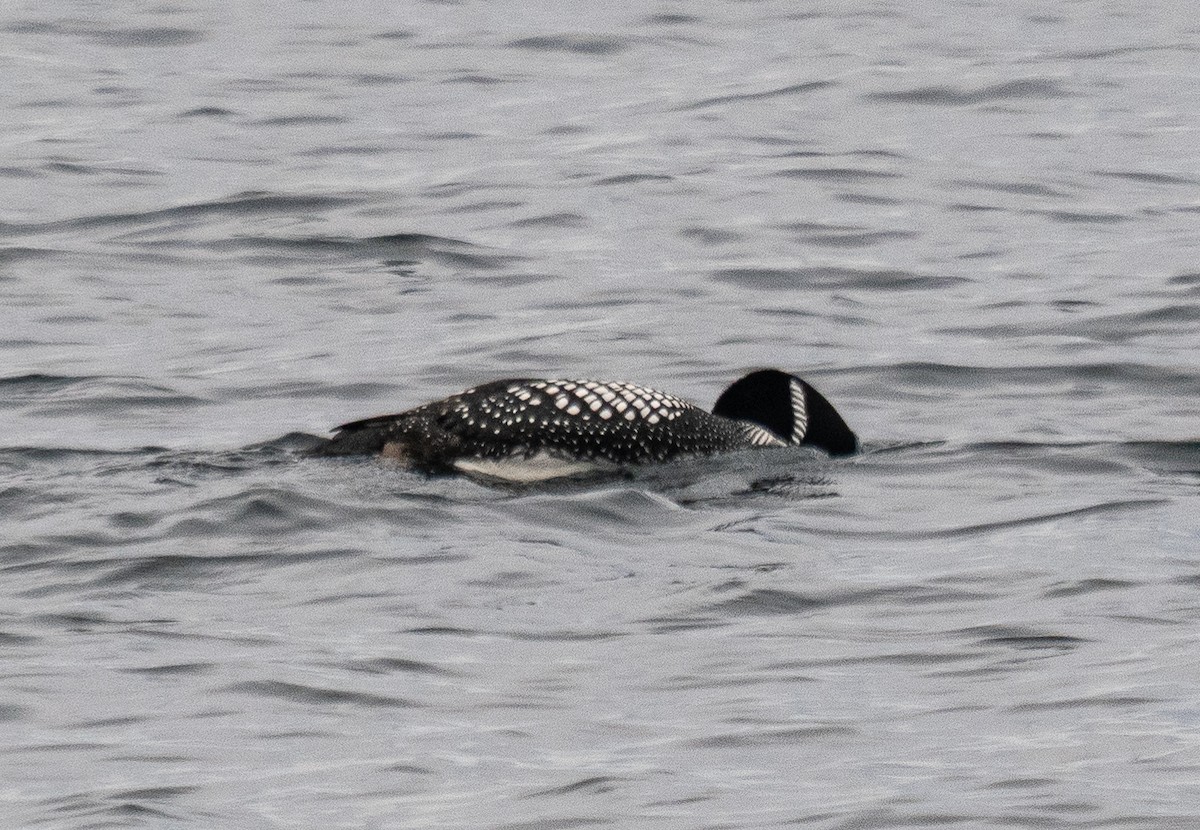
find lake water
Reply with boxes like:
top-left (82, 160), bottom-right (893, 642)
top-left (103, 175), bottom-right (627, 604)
top-left (2, 1), bottom-right (1199, 828)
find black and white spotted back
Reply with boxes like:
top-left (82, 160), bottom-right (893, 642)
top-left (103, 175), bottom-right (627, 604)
top-left (311, 369), bottom-right (858, 479)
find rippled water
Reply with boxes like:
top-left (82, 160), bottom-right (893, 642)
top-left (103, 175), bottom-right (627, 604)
top-left (3, 1), bottom-right (1199, 827)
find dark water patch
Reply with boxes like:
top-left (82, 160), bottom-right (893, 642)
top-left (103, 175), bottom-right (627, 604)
top-left (962, 625), bottom-right (1092, 652)
top-left (343, 657), bottom-right (458, 676)
top-left (220, 680), bottom-right (416, 708)
top-left (385, 763), bottom-right (434, 774)
top-left (89, 549), bottom-right (350, 589)
top-left (867, 78), bottom-right (1070, 105)
top-left (0, 191), bottom-right (355, 237)
top-left (45, 798), bottom-right (178, 823)
top-left (1095, 170), bottom-right (1197, 186)
top-left (1034, 208), bottom-right (1132, 224)
top-left (775, 167), bottom-right (900, 183)
top-left (254, 114), bottom-right (348, 126)
top-left (110, 786), bottom-right (197, 802)
top-left (772, 651), bottom-right (976, 670)
top-left (1050, 298), bottom-right (1100, 312)
top-left (509, 213), bottom-right (588, 229)
top-left (910, 499), bottom-right (1168, 540)
top-left (0, 446), bottom-right (165, 470)
top-left (712, 266), bottom-right (963, 291)
top-left (0, 372), bottom-right (89, 395)
top-left (680, 227), bottom-right (747, 245)
top-left (525, 777), bottom-right (622, 798)
top-left (405, 625), bottom-right (478, 637)
top-left (350, 73), bottom-right (411, 87)
top-left (73, 715), bottom-right (149, 729)
top-left (43, 161), bottom-right (94, 175)
top-left (421, 131), bottom-right (484, 141)
top-left (505, 629), bottom-right (621, 642)
top-left (21, 381), bottom-right (205, 414)
top-left (444, 73), bottom-right (513, 86)
top-left (90, 27), bottom-right (206, 47)
top-left (837, 192), bottom-right (904, 206)
top-left (1061, 304), bottom-right (1200, 341)
top-left (803, 230), bottom-right (920, 248)
top-left (163, 489), bottom-right (357, 538)
top-left (1009, 694), bottom-right (1160, 712)
top-left (703, 584), bottom-right (991, 617)
top-left (108, 511), bottom-right (160, 530)
top-left (8, 20), bottom-right (205, 47)
top-left (447, 199), bottom-right (525, 213)
top-left (182, 230), bottom-right (526, 270)
top-left (644, 13), bottom-right (701, 25)
top-left (0, 166), bottom-right (44, 179)
top-left (1043, 578), bottom-right (1141, 598)
top-left (946, 201), bottom-right (1003, 213)
top-left (641, 615), bottom-right (729, 633)
top-left (179, 106), bottom-right (236, 118)
top-left (0, 703), bottom-right (30, 721)
top-left (298, 143), bottom-right (392, 157)
top-left (362, 233), bottom-right (527, 269)
top-left (952, 178), bottom-right (1073, 198)
top-left (955, 248), bottom-right (1003, 260)
top-left (595, 173), bottom-right (673, 186)
top-left (509, 35), bottom-right (631, 56)
top-left (690, 725), bottom-right (855, 748)
top-left (372, 29), bottom-right (416, 40)
top-left (464, 272), bottom-right (557, 287)
top-left (1170, 272), bottom-right (1200, 287)
top-left (120, 662), bottom-right (213, 676)
top-left (679, 80), bottom-right (835, 111)
top-left (987, 777), bottom-right (1057, 790)
top-left (497, 819), bottom-right (608, 830)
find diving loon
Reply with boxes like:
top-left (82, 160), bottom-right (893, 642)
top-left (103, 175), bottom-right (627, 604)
top-left (309, 369), bottom-right (857, 482)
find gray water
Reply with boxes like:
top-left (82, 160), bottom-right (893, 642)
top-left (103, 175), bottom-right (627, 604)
top-left (3, 1), bottom-right (1200, 828)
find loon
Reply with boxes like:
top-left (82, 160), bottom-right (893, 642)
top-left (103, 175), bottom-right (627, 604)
top-left (309, 369), bottom-right (857, 482)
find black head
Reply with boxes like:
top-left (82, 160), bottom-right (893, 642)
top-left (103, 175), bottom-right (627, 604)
top-left (712, 369), bottom-right (858, 456)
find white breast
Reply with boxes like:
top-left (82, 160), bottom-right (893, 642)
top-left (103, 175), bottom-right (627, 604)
top-left (452, 451), bottom-right (614, 483)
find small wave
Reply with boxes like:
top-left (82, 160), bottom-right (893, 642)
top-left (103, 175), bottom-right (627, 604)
top-left (712, 266), bottom-right (964, 291)
top-left (7, 20), bottom-right (205, 47)
top-left (508, 35), bottom-right (631, 55)
top-left (342, 657), bottom-right (458, 676)
top-left (1042, 578), bottom-right (1141, 598)
top-left (950, 177), bottom-right (1073, 198)
top-left (508, 213), bottom-right (588, 229)
top-left (0, 374), bottom-right (205, 414)
top-left (1033, 208), bottom-right (1132, 224)
top-left (678, 80), bottom-right (835, 111)
top-left (524, 777), bottom-right (623, 799)
top-left (702, 584), bottom-right (994, 618)
top-left (689, 725), bottom-right (855, 748)
top-left (1009, 694), bottom-right (1160, 712)
top-left (867, 78), bottom-right (1071, 105)
top-left (960, 625), bottom-right (1092, 651)
top-left (594, 173), bottom-right (674, 186)
top-left (219, 680), bottom-right (417, 708)
top-left (835, 361), bottom-right (1200, 394)
top-left (1095, 170), bottom-right (1197, 186)
top-left (775, 167), bottom-right (901, 183)
top-left (253, 114), bottom-right (348, 127)
top-left (0, 191), bottom-right (354, 237)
